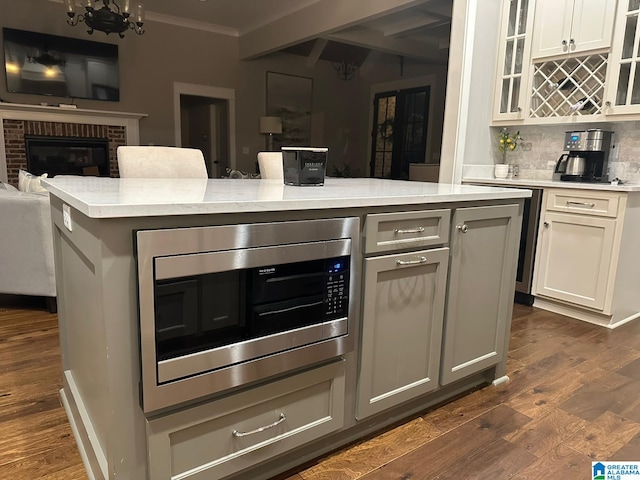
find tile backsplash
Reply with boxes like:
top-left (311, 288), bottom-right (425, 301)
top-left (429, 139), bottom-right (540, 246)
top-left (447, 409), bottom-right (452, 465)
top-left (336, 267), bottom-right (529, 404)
top-left (490, 122), bottom-right (640, 183)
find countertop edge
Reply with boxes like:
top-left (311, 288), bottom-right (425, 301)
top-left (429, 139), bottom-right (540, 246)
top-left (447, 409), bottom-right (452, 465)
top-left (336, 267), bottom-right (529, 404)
top-left (42, 178), bottom-right (532, 219)
top-left (463, 177), bottom-right (640, 192)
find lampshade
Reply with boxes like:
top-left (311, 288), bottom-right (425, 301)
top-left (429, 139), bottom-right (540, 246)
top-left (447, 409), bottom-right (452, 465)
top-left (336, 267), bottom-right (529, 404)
top-left (259, 116), bottom-right (282, 135)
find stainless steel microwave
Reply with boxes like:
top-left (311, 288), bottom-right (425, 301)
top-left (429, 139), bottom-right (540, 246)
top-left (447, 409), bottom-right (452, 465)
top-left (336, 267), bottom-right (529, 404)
top-left (134, 217), bottom-right (360, 413)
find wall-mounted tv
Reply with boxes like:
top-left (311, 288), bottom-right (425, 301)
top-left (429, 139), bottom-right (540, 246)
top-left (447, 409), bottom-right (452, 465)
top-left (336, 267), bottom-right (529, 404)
top-left (3, 28), bottom-right (119, 101)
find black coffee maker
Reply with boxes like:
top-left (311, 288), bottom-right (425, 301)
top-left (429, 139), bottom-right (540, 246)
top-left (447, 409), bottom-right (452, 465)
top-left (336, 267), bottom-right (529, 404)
top-left (553, 129), bottom-right (613, 182)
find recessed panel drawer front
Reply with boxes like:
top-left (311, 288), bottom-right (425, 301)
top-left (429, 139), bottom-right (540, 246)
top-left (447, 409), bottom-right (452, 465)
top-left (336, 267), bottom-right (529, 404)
top-left (545, 189), bottom-right (621, 218)
top-left (146, 361), bottom-right (345, 480)
top-left (364, 209), bottom-right (451, 254)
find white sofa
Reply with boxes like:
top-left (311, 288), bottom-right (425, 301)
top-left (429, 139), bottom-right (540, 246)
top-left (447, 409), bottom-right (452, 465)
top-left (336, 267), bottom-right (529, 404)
top-left (0, 183), bottom-right (56, 310)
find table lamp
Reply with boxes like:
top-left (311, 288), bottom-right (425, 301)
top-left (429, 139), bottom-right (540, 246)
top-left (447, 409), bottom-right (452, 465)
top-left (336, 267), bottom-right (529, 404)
top-left (259, 116), bottom-right (282, 151)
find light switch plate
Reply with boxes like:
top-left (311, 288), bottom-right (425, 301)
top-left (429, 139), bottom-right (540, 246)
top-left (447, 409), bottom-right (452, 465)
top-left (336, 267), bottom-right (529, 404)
top-left (62, 203), bottom-right (73, 232)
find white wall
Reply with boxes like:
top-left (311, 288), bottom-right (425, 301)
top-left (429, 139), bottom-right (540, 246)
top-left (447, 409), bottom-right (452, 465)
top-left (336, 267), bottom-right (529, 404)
top-left (439, 0), bottom-right (502, 184)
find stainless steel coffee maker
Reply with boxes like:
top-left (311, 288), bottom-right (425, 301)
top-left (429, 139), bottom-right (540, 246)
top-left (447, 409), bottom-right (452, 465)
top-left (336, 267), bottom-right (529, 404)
top-left (553, 129), bottom-right (613, 182)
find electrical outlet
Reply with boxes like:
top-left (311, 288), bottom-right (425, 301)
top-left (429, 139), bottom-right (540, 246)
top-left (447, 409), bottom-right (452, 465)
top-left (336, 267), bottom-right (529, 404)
top-left (62, 203), bottom-right (73, 232)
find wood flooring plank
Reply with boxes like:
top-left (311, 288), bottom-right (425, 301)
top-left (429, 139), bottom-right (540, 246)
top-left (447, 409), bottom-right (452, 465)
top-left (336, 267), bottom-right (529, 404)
top-left (510, 443), bottom-right (593, 480)
top-left (617, 357), bottom-right (640, 381)
top-left (38, 463), bottom-right (88, 480)
top-left (504, 407), bottom-right (587, 458)
top-left (559, 372), bottom-right (637, 422)
top-left (358, 405), bottom-right (532, 480)
top-left (574, 345), bottom-right (640, 376)
top-left (565, 411), bottom-right (640, 460)
top-left (506, 366), bottom-right (597, 419)
top-left (610, 432), bottom-right (640, 461)
top-left (433, 438), bottom-right (537, 480)
top-left (297, 417), bottom-right (442, 480)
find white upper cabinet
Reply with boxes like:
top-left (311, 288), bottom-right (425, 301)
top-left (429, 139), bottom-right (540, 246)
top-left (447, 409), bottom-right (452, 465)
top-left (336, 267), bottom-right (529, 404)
top-left (493, 0), bottom-right (535, 120)
top-left (531, 0), bottom-right (617, 59)
top-left (604, 0), bottom-right (640, 114)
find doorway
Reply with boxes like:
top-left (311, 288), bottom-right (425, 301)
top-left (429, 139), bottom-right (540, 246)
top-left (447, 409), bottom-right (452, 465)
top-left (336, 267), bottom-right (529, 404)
top-left (173, 83), bottom-right (236, 178)
top-left (370, 86), bottom-right (430, 180)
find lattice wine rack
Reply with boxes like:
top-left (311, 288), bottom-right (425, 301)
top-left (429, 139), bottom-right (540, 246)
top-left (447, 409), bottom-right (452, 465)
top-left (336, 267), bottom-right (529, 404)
top-left (530, 54), bottom-right (608, 118)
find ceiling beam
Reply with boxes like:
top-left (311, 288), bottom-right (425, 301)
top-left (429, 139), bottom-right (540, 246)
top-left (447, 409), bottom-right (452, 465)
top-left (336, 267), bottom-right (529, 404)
top-left (306, 39), bottom-right (329, 67)
top-left (381, 15), bottom-right (443, 37)
top-left (239, 0), bottom-right (430, 59)
top-left (327, 27), bottom-right (442, 61)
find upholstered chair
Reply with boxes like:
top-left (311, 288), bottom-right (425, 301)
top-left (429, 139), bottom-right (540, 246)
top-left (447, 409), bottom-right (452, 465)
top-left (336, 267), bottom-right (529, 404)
top-left (257, 152), bottom-right (284, 180)
top-left (117, 146), bottom-right (208, 179)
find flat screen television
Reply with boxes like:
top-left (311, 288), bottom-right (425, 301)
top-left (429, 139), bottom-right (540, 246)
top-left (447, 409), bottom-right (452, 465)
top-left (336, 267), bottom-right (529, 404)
top-left (3, 27), bottom-right (119, 101)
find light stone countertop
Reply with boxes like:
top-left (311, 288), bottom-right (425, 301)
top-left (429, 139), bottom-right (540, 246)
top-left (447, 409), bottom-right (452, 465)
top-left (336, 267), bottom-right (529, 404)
top-left (42, 177), bottom-right (531, 219)
top-left (463, 177), bottom-right (640, 192)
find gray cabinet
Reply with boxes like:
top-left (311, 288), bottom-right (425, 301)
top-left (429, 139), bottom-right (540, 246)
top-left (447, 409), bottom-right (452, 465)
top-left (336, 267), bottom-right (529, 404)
top-left (147, 361), bottom-right (345, 480)
top-left (357, 210), bottom-right (450, 420)
top-left (356, 247), bottom-right (449, 419)
top-left (440, 204), bottom-right (520, 385)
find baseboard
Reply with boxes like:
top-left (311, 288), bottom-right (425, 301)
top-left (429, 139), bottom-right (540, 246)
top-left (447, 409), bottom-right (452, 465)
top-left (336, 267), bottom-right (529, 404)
top-left (61, 371), bottom-right (108, 479)
top-left (533, 297), bottom-right (639, 329)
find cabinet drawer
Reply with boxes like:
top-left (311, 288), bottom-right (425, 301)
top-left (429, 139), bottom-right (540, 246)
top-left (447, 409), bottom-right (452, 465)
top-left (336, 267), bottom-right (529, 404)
top-left (545, 189), bottom-right (621, 218)
top-left (147, 361), bottom-right (345, 480)
top-left (364, 209), bottom-right (450, 253)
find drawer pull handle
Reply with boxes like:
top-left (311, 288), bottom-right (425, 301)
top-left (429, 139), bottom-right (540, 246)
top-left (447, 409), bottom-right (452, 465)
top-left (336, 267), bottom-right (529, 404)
top-left (456, 224), bottom-right (469, 233)
top-left (397, 256), bottom-right (427, 266)
top-left (566, 201), bottom-right (595, 208)
top-left (394, 227), bottom-right (425, 235)
top-left (232, 413), bottom-right (286, 437)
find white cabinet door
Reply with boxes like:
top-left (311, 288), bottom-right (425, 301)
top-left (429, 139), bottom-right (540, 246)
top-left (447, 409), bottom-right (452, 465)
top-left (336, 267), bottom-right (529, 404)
top-left (356, 247), bottom-right (449, 419)
top-left (531, 0), bottom-right (574, 58)
top-left (604, 0), bottom-right (640, 115)
top-left (493, 0), bottom-right (535, 120)
top-left (531, 0), bottom-right (616, 59)
top-left (570, 0), bottom-right (617, 54)
top-left (534, 211), bottom-right (616, 310)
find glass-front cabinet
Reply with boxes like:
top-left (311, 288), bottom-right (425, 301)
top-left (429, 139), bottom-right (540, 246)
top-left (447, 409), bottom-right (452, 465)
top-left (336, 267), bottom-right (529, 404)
top-left (493, 0), bottom-right (535, 121)
top-left (605, 0), bottom-right (640, 115)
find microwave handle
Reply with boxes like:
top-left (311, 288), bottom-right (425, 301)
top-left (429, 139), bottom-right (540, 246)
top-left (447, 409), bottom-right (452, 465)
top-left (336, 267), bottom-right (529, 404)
top-left (257, 299), bottom-right (324, 317)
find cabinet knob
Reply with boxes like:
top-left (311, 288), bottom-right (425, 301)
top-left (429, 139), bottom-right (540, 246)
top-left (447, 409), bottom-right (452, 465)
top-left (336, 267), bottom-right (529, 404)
top-left (569, 38), bottom-right (575, 45)
top-left (517, 106), bottom-right (522, 112)
top-left (457, 224), bottom-right (469, 233)
top-left (562, 39), bottom-right (568, 46)
top-left (543, 221), bottom-right (549, 228)
top-left (605, 100), bottom-right (612, 107)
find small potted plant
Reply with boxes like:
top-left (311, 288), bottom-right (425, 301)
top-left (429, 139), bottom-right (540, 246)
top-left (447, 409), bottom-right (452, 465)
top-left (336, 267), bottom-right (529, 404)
top-left (496, 128), bottom-right (522, 178)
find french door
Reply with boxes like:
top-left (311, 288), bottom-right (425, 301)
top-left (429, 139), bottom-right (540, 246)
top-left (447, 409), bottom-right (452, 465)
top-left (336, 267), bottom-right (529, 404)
top-left (370, 86), bottom-right (430, 180)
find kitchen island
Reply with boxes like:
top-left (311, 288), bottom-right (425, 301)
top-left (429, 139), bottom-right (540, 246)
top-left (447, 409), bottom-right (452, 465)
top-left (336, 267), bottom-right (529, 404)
top-left (43, 177), bottom-right (530, 480)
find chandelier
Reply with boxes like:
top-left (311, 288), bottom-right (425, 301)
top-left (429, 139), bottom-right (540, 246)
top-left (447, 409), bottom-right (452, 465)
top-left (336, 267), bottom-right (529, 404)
top-left (64, 0), bottom-right (145, 37)
top-left (332, 61), bottom-right (358, 81)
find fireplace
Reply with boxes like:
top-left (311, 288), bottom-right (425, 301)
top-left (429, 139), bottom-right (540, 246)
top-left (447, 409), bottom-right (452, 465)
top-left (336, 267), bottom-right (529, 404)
top-left (1, 104), bottom-right (146, 186)
top-left (25, 135), bottom-right (110, 177)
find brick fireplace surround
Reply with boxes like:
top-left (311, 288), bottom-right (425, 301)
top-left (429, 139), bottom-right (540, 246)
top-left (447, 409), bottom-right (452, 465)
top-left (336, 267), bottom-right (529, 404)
top-left (3, 120), bottom-right (125, 185)
top-left (0, 103), bottom-right (146, 187)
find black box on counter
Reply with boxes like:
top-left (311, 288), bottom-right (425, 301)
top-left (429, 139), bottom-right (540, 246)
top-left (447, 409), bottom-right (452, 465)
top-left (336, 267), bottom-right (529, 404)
top-left (282, 147), bottom-right (328, 186)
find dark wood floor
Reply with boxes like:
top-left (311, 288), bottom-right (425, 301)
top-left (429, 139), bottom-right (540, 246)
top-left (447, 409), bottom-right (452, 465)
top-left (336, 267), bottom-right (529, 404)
top-left (1, 297), bottom-right (639, 479)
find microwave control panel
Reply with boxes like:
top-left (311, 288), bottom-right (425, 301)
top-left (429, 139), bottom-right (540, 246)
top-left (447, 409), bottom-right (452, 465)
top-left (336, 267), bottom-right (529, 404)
top-left (325, 257), bottom-right (349, 318)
